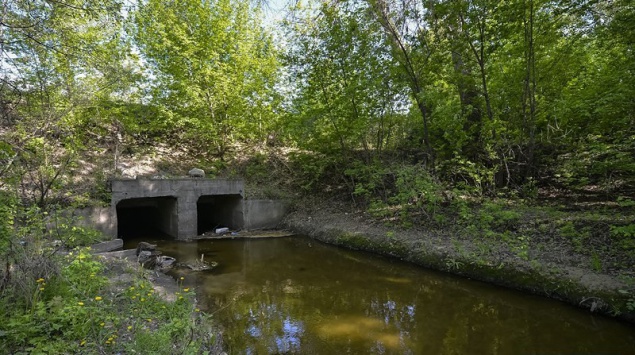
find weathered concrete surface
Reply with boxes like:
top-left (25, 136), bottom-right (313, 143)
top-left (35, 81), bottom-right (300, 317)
top-left (111, 178), bottom-right (244, 239)
top-left (97, 249), bottom-right (137, 260)
top-left (90, 238), bottom-right (124, 254)
top-left (73, 207), bottom-right (116, 236)
top-left (243, 200), bottom-right (289, 230)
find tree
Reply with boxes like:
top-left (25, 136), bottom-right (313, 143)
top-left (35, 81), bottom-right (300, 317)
top-left (369, 0), bottom-right (436, 163)
top-left (1, 0), bottom-right (132, 205)
top-left (284, 0), bottom-right (407, 157)
top-left (133, 0), bottom-right (280, 160)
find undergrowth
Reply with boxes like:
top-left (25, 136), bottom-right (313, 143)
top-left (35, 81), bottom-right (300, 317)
top-left (0, 203), bottom-right (220, 354)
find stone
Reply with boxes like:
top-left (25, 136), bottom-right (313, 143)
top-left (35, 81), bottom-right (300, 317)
top-left (215, 227), bottom-right (229, 234)
top-left (136, 241), bottom-right (157, 256)
top-left (188, 168), bottom-right (205, 178)
top-left (137, 250), bottom-right (153, 264)
top-left (97, 249), bottom-right (137, 260)
top-left (155, 256), bottom-right (176, 269)
top-left (90, 239), bottom-right (124, 254)
top-left (177, 257), bottom-right (219, 271)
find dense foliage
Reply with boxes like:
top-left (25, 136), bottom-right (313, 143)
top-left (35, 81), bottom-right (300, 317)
top-left (1, 0), bottom-right (634, 347)
top-left (2, 0), bottom-right (632, 194)
top-left (283, 0), bottom-right (634, 192)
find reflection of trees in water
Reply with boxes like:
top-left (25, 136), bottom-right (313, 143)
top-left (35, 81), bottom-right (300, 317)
top-left (194, 237), bottom-right (635, 353)
top-left (224, 294), bottom-right (306, 354)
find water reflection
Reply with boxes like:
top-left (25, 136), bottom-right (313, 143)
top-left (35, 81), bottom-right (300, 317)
top-left (140, 236), bottom-right (635, 354)
top-left (317, 316), bottom-right (405, 351)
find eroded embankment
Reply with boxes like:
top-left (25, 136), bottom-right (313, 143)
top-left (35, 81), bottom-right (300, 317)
top-left (282, 206), bottom-right (635, 324)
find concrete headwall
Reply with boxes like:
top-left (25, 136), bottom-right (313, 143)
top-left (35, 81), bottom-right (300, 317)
top-left (111, 178), bottom-right (244, 239)
top-left (72, 179), bottom-right (289, 239)
top-left (72, 206), bottom-right (116, 237)
top-left (244, 200), bottom-right (289, 230)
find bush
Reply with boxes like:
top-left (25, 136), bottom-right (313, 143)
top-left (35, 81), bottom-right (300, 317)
top-left (0, 250), bottom-right (215, 354)
top-left (0, 200), bottom-right (219, 353)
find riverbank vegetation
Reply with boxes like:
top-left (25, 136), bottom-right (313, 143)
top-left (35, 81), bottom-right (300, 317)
top-left (1, 0), bottom-right (634, 348)
top-left (0, 204), bottom-right (218, 353)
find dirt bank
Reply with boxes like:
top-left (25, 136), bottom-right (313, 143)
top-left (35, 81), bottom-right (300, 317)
top-left (281, 201), bottom-right (635, 324)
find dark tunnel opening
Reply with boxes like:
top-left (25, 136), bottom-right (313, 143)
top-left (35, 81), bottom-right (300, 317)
top-left (197, 194), bottom-right (243, 235)
top-left (116, 196), bottom-right (178, 239)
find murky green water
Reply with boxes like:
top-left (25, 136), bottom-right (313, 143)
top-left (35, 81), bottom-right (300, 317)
top-left (130, 236), bottom-right (635, 354)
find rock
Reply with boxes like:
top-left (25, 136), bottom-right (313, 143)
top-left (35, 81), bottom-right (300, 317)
top-left (188, 168), bottom-right (205, 178)
top-left (91, 239), bottom-right (124, 254)
top-left (177, 260), bottom-right (219, 271)
top-left (137, 250), bottom-right (154, 264)
top-left (143, 255), bottom-right (176, 270)
top-left (156, 255), bottom-right (176, 269)
top-left (136, 242), bottom-right (157, 256)
top-left (215, 227), bottom-right (229, 234)
top-left (97, 249), bottom-right (137, 260)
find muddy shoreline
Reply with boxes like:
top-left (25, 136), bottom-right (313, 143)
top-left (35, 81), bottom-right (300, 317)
top-left (281, 204), bottom-right (635, 325)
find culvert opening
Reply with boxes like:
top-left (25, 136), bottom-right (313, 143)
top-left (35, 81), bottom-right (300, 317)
top-left (197, 194), bottom-right (243, 235)
top-left (116, 196), bottom-right (178, 239)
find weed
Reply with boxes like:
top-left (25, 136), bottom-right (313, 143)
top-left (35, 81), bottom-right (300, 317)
top-left (618, 290), bottom-right (635, 312)
top-left (559, 221), bottom-right (591, 252)
top-left (511, 235), bottom-right (530, 261)
top-left (617, 196), bottom-right (635, 208)
top-left (591, 253), bottom-right (603, 272)
top-left (610, 223), bottom-right (635, 252)
top-left (445, 258), bottom-right (464, 270)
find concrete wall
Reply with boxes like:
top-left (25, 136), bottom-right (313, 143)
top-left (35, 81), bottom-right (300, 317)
top-left (243, 200), bottom-right (289, 230)
top-left (111, 178), bottom-right (244, 239)
top-left (157, 197), bottom-right (178, 237)
top-left (72, 206), bottom-right (116, 237)
top-left (71, 179), bottom-right (290, 239)
top-left (197, 195), bottom-right (244, 234)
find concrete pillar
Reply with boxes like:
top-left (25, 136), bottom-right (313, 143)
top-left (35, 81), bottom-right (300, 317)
top-left (177, 194), bottom-right (198, 239)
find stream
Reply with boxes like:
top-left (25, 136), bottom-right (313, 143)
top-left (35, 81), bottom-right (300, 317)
top-left (126, 236), bottom-right (635, 354)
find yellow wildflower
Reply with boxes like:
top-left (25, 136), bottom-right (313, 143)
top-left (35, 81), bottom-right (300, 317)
top-left (183, 288), bottom-right (190, 292)
top-left (95, 296), bottom-right (102, 301)
top-left (36, 278), bottom-right (45, 283)
top-left (78, 302), bottom-right (84, 306)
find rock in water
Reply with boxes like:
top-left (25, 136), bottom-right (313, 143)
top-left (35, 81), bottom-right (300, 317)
top-left (177, 260), bottom-right (219, 271)
top-left (155, 255), bottom-right (176, 270)
top-left (188, 168), bottom-right (205, 177)
top-left (136, 242), bottom-right (157, 256)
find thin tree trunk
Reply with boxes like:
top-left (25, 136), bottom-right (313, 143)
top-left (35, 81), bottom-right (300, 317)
top-left (371, 0), bottom-right (434, 165)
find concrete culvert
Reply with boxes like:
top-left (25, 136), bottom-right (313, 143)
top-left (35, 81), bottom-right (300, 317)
top-left (196, 194), bottom-right (243, 235)
top-left (116, 196), bottom-right (178, 239)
